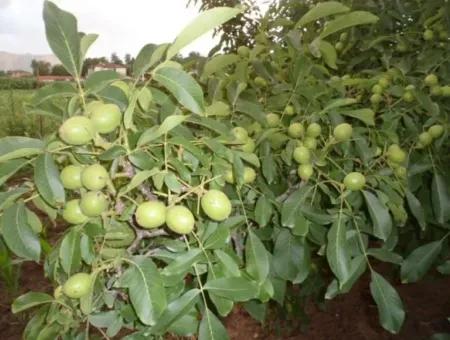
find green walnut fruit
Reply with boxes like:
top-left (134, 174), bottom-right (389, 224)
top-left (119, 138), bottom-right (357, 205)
top-left (243, 167), bottom-right (256, 184)
top-left (59, 116), bottom-right (95, 145)
top-left (135, 201), bottom-right (166, 229)
top-left (63, 199), bottom-right (89, 225)
top-left (343, 172), bottom-right (366, 191)
top-left (297, 164), bottom-right (313, 181)
top-left (232, 127), bottom-right (249, 142)
top-left (254, 76), bottom-right (267, 87)
top-left (303, 137), bottom-right (317, 150)
top-left (423, 29), bottom-right (434, 41)
top-left (333, 123), bottom-right (353, 142)
top-left (166, 205), bottom-right (195, 234)
top-left (63, 273), bottom-right (92, 299)
top-left (370, 93), bottom-right (383, 105)
top-left (85, 100), bottom-right (103, 116)
top-left (60, 165), bottom-right (83, 190)
top-left (430, 85), bottom-right (442, 96)
top-left (80, 191), bottom-right (108, 217)
top-left (418, 131), bottom-right (433, 146)
top-left (387, 144), bottom-right (406, 163)
top-left (266, 113), bottom-right (280, 127)
top-left (378, 77), bottom-right (390, 88)
top-left (372, 84), bottom-right (383, 94)
top-left (339, 32), bottom-right (348, 41)
top-left (81, 164), bottom-right (109, 190)
top-left (442, 86), bottom-right (450, 97)
top-left (241, 138), bottom-right (255, 153)
top-left (293, 146), bottom-right (311, 164)
top-left (237, 45), bottom-right (250, 58)
top-left (288, 122), bottom-right (304, 138)
top-left (424, 74), bottom-right (438, 86)
top-left (335, 41), bottom-right (344, 51)
top-left (394, 166), bottom-right (407, 179)
top-left (306, 123), bottom-right (321, 138)
top-left (403, 91), bottom-right (414, 102)
top-left (90, 103), bottom-right (122, 134)
top-left (224, 169), bottom-right (234, 184)
top-left (405, 84), bottom-right (415, 91)
top-left (285, 105), bottom-right (295, 116)
top-left (428, 124), bottom-right (444, 138)
top-left (201, 190), bottom-right (232, 221)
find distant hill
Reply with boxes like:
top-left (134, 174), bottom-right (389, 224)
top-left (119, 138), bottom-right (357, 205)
top-left (0, 51), bottom-right (59, 72)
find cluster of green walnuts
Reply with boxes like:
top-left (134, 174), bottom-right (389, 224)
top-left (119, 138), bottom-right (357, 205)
top-left (56, 101), bottom-right (239, 299)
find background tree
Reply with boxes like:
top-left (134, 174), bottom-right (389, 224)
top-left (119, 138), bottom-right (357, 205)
top-left (51, 64), bottom-right (70, 76)
top-left (124, 53), bottom-right (134, 76)
top-left (0, 70), bottom-right (5, 77)
top-left (110, 52), bottom-right (123, 65)
top-left (30, 59), bottom-right (51, 76)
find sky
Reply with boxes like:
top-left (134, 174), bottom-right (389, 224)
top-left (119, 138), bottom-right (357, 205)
top-left (0, 0), bottom-right (268, 58)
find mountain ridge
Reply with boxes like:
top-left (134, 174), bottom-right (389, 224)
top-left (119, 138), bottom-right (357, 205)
top-left (0, 51), bottom-right (59, 72)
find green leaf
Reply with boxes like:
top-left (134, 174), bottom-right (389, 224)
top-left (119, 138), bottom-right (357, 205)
top-left (0, 159), bottom-right (28, 186)
top-left (154, 67), bottom-right (204, 114)
top-left (400, 240), bottom-right (443, 283)
top-left (138, 115), bottom-right (188, 146)
top-left (43, 1), bottom-right (81, 77)
top-left (214, 250), bottom-right (241, 277)
top-left (245, 231), bottom-right (269, 282)
top-left (254, 196), bottom-right (272, 227)
top-left (118, 256), bottom-right (167, 326)
top-left (98, 85), bottom-right (128, 110)
top-left (12, 292), bottom-right (53, 313)
top-left (202, 54), bottom-right (239, 79)
top-left (317, 39), bottom-right (337, 69)
top-left (281, 186), bottom-right (310, 228)
top-left (204, 277), bottom-right (257, 301)
top-left (133, 43), bottom-right (169, 78)
top-left (34, 153), bottom-right (65, 207)
top-left (85, 70), bottom-right (120, 93)
top-left (363, 191), bottom-right (392, 241)
top-left (59, 229), bottom-right (81, 275)
top-left (166, 7), bottom-right (242, 60)
top-left (203, 225), bottom-right (230, 250)
top-left (320, 11), bottom-right (379, 39)
top-left (405, 190), bottom-right (426, 230)
top-left (432, 172), bottom-right (450, 224)
top-left (319, 98), bottom-right (357, 114)
top-left (340, 108), bottom-right (375, 126)
top-left (198, 308), bottom-right (229, 340)
top-left (162, 249), bottom-right (202, 276)
top-left (151, 289), bottom-right (200, 334)
top-left (0, 187), bottom-right (29, 211)
top-left (1, 203), bottom-right (41, 261)
top-left (273, 229), bottom-right (310, 282)
top-left (119, 168), bottom-right (159, 196)
top-left (296, 1), bottom-right (350, 27)
top-left (326, 215), bottom-right (350, 287)
top-left (0, 137), bottom-right (44, 162)
top-left (370, 270), bottom-right (405, 334)
top-left (80, 33), bottom-right (98, 61)
top-left (138, 87), bottom-right (153, 111)
top-left (367, 248), bottom-right (403, 264)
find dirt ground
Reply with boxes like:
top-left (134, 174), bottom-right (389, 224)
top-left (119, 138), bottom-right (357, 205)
top-left (1, 260), bottom-right (449, 340)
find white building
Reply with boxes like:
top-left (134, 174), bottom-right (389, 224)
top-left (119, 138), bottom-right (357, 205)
top-left (89, 63), bottom-right (127, 76)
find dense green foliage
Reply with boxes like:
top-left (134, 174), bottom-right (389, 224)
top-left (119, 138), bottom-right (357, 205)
top-left (0, 0), bottom-right (449, 339)
top-left (0, 77), bottom-right (37, 90)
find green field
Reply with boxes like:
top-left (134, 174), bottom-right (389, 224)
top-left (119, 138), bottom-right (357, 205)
top-left (0, 89), bottom-right (56, 138)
